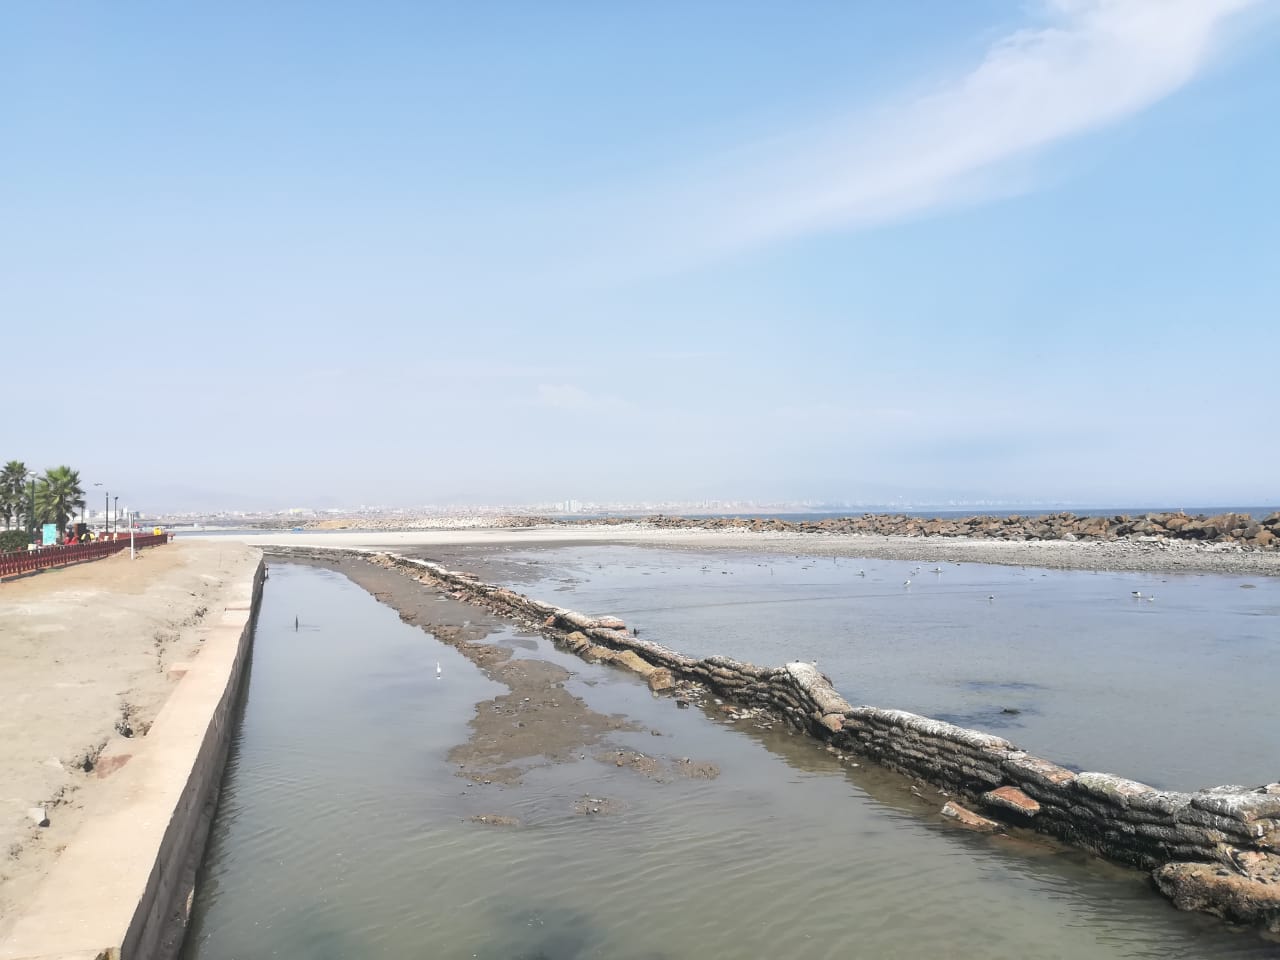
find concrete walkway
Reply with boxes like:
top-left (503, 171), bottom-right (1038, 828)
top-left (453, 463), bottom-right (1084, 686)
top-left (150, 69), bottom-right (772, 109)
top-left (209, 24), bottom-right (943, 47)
top-left (0, 540), bottom-right (260, 935)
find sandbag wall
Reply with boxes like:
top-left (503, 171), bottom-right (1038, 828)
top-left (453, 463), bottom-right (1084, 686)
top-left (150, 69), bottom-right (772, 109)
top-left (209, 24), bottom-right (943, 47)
top-left (369, 551), bottom-right (1278, 932)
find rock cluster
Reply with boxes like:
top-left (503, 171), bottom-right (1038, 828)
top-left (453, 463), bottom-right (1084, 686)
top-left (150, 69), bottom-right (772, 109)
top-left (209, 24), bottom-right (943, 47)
top-left (573, 511), bottom-right (1280, 549)
top-left (315, 548), bottom-right (1280, 935)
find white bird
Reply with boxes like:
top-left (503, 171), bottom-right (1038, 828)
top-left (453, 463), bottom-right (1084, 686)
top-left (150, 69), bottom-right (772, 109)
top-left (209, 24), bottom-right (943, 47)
top-left (987, 595), bottom-right (995, 601)
top-left (933, 566), bottom-right (943, 573)
top-left (903, 579), bottom-right (912, 587)
top-left (436, 661), bottom-right (442, 679)
top-left (857, 569), bottom-right (865, 577)
top-left (1133, 591), bottom-right (1142, 599)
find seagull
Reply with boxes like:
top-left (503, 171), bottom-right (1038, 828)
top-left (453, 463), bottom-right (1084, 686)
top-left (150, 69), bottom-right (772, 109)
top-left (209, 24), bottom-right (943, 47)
top-left (903, 579), bottom-right (912, 587)
top-left (436, 661), bottom-right (442, 679)
top-left (857, 569), bottom-right (865, 577)
top-left (987, 595), bottom-right (995, 601)
top-left (1133, 591), bottom-right (1142, 599)
top-left (933, 566), bottom-right (943, 573)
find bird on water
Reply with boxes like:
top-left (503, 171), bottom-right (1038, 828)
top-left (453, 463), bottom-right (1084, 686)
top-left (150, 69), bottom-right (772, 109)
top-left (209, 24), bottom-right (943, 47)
top-left (436, 661), bottom-right (442, 679)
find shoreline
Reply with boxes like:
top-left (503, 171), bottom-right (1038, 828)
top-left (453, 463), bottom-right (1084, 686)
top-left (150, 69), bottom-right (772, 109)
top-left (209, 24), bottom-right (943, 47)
top-left (209, 525), bottom-right (1280, 577)
top-left (263, 544), bottom-right (1280, 936)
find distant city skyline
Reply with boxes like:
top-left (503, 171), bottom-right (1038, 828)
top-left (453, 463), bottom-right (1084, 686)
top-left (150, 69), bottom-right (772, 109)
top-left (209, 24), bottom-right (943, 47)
top-left (5, 1), bottom-right (1278, 508)
top-left (149, 494), bottom-right (1278, 521)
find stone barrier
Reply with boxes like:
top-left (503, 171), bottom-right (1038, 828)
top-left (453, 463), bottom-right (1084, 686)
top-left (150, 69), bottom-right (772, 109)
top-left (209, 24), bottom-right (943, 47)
top-left (562, 510), bottom-right (1280, 550)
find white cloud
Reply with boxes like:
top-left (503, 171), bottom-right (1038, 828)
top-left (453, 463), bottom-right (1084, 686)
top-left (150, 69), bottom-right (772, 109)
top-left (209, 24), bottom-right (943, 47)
top-left (573, 0), bottom-right (1262, 271)
top-left (536, 383), bottom-right (595, 410)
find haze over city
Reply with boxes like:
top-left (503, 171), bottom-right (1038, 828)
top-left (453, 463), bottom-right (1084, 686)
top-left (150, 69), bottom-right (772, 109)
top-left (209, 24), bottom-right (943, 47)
top-left (5, 1), bottom-right (1278, 512)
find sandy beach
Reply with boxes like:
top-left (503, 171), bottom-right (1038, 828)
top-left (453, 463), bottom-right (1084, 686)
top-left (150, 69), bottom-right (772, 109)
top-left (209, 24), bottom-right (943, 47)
top-left (211, 524), bottom-right (1280, 577)
top-left (0, 540), bottom-right (261, 929)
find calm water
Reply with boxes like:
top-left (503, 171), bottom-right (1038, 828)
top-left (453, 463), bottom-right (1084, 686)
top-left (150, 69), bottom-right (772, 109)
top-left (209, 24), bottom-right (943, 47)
top-left (182, 563), bottom-right (1279, 959)
top-left (485, 545), bottom-right (1280, 791)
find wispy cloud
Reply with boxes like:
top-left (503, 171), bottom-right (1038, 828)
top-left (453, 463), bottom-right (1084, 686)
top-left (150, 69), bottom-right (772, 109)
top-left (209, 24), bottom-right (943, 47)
top-left (535, 383), bottom-right (595, 410)
top-left (572, 0), bottom-right (1261, 272)
top-left (534, 383), bottom-right (638, 414)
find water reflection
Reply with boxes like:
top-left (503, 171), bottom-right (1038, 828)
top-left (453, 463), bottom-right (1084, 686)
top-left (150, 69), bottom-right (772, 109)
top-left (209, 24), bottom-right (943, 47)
top-left (473, 902), bottom-right (674, 960)
top-left (481, 545), bottom-right (1280, 789)
top-left (182, 564), bottom-right (1279, 960)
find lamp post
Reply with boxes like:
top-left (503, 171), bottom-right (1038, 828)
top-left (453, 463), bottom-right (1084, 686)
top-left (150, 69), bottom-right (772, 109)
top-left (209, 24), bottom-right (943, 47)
top-left (112, 496), bottom-right (118, 536)
top-left (93, 482), bottom-right (103, 534)
top-left (26, 471), bottom-right (38, 545)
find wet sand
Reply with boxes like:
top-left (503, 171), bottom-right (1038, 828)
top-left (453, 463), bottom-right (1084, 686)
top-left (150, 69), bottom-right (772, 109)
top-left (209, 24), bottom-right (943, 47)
top-left (287, 554), bottom-right (718, 793)
top-left (214, 525), bottom-right (1280, 576)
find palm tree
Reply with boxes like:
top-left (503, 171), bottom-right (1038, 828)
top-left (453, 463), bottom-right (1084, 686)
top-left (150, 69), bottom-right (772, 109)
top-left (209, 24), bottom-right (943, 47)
top-left (0, 460), bottom-right (28, 530)
top-left (35, 466), bottom-right (85, 534)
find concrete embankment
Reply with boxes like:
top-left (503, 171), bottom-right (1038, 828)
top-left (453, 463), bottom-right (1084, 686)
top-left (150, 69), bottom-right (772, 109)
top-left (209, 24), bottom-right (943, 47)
top-left (270, 545), bottom-right (1279, 935)
top-left (0, 555), bottom-right (266, 960)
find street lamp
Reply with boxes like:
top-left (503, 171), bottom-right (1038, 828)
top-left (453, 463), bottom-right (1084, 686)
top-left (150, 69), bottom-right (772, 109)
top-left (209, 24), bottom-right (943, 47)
top-left (26, 471), bottom-right (38, 545)
top-left (113, 496), bottom-right (118, 536)
top-left (93, 482), bottom-right (103, 533)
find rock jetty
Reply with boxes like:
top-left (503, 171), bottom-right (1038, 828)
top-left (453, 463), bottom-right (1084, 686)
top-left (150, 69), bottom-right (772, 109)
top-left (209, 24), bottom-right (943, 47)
top-left (571, 511), bottom-right (1280, 550)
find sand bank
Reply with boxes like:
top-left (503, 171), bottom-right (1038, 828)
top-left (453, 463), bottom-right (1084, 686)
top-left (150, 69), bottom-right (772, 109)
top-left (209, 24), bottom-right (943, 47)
top-left (210, 524), bottom-right (1280, 576)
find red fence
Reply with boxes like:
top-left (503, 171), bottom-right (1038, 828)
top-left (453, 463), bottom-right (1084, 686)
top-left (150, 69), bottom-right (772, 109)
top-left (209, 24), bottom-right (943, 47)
top-left (0, 533), bottom-right (170, 579)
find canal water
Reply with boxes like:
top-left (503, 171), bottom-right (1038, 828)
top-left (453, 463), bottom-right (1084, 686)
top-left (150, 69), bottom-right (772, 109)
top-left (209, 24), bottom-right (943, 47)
top-left (481, 545), bottom-right (1280, 790)
top-left (182, 562), bottom-right (1278, 958)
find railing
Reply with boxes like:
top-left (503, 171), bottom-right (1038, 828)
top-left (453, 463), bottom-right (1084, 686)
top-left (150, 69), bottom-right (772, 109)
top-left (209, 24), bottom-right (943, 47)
top-left (0, 533), bottom-right (170, 579)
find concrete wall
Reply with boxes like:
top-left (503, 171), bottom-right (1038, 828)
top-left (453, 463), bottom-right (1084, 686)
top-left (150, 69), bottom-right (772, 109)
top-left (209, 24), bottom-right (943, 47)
top-left (371, 551), bottom-right (1279, 934)
top-left (0, 556), bottom-right (265, 960)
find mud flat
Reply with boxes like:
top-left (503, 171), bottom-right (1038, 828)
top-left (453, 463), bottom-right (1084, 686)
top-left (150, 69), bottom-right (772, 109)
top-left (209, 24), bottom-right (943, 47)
top-left (214, 525), bottom-right (1280, 577)
top-left (188, 557), bottom-right (1276, 958)
top-left (0, 540), bottom-right (263, 958)
top-left (283, 552), bottom-right (711, 790)
top-left (268, 545), bottom-right (1280, 937)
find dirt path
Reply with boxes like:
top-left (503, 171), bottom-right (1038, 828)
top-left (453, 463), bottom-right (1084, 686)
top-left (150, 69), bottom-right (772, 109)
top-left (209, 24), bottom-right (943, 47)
top-left (0, 539), bottom-right (260, 925)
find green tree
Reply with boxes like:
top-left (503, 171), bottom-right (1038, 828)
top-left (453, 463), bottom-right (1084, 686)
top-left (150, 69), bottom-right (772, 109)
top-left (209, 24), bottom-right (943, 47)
top-left (0, 460), bottom-right (29, 530)
top-left (35, 466), bottom-right (85, 533)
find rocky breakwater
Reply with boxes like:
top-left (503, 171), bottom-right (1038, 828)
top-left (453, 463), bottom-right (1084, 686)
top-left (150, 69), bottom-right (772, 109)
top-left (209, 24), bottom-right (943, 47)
top-left (579, 511), bottom-right (1280, 550)
top-left (362, 551), bottom-right (1280, 935)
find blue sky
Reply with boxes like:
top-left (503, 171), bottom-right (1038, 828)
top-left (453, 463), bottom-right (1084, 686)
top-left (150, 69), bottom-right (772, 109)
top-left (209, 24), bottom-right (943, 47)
top-left (3, 1), bottom-right (1278, 511)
